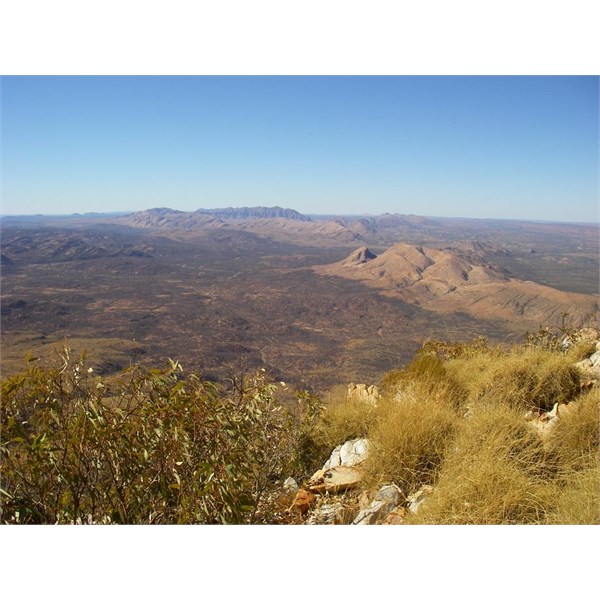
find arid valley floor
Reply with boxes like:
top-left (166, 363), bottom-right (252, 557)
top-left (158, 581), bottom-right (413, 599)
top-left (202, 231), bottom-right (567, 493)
top-left (1, 207), bottom-right (598, 392)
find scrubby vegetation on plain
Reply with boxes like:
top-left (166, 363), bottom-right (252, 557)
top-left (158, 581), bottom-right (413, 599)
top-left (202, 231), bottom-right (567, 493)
top-left (1, 329), bottom-right (598, 524)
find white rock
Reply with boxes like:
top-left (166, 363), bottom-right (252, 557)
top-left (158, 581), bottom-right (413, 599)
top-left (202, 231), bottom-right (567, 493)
top-left (323, 438), bottom-right (370, 470)
top-left (339, 438), bottom-right (370, 467)
top-left (323, 466), bottom-right (364, 493)
top-left (305, 502), bottom-right (345, 525)
top-left (589, 351), bottom-right (600, 368)
top-left (323, 445), bottom-right (342, 470)
top-left (283, 477), bottom-right (299, 494)
top-left (307, 465), bottom-right (365, 494)
top-left (353, 484), bottom-right (403, 525)
top-left (375, 484), bottom-right (402, 504)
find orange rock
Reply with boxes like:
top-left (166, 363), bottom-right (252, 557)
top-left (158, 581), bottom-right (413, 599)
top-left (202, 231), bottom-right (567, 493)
top-left (384, 508), bottom-right (406, 525)
top-left (289, 489), bottom-right (316, 515)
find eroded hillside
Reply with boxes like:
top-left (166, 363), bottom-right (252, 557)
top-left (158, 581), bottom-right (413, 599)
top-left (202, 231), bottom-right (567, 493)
top-left (314, 243), bottom-right (598, 327)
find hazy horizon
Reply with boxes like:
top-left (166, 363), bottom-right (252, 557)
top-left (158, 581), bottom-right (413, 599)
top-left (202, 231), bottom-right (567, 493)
top-left (1, 204), bottom-right (599, 226)
top-left (1, 76), bottom-right (598, 222)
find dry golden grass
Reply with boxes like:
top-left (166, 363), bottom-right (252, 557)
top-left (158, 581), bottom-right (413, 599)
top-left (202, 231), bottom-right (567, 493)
top-left (544, 389), bottom-right (599, 524)
top-left (446, 347), bottom-right (581, 411)
top-left (565, 340), bottom-right (598, 363)
top-left (306, 393), bottom-right (378, 468)
top-left (380, 354), bottom-right (468, 409)
top-left (407, 404), bottom-right (556, 524)
top-left (547, 459), bottom-right (599, 525)
top-left (546, 388), bottom-right (599, 470)
top-left (362, 392), bottom-right (460, 496)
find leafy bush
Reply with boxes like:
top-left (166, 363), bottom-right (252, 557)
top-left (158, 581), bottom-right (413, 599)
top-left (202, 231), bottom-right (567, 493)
top-left (1, 349), bottom-right (297, 524)
top-left (3, 330), bottom-right (597, 526)
top-left (523, 314), bottom-right (593, 352)
top-left (287, 389), bottom-right (328, 479)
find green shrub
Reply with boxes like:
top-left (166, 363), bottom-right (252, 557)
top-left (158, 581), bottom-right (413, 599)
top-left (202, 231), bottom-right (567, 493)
top-left (287, 389), bottom-right (328, 479)
top-left (1, 349), bottom-right (296, 524)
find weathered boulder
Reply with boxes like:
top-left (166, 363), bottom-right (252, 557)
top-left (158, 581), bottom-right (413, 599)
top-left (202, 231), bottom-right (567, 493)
top-left (353, 484), bottom-right (403, 525)
top-left (308, 438), bottom-right (370, 494)
top-left (308, 465), bottom-right (364, 494)
top-left (323, 438), bottom-right (370, 470)
top-left (575, 349), bottom-right (600, 375)
top-left (347, 383), bottom-right (380, 406)
top-left (307, 469), bottom-right (327, 494)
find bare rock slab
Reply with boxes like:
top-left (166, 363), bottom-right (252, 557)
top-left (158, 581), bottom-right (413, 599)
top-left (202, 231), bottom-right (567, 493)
top-left (353, 484), bottom-right (403, 525)
top-left (308, 465), bottom-right (364, 494)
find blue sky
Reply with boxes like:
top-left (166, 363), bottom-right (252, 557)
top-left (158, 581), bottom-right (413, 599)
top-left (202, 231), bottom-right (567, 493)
top-left (1, 76), bottom-right (598, 221)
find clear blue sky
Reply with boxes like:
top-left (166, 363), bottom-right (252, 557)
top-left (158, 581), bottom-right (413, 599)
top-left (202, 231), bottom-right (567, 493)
top-left (1, 76), bottom-right (598, 221)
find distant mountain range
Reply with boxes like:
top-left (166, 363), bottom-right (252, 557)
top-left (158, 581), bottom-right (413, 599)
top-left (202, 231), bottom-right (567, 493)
top-left (116, 206), bottom-right (362, 244)
top-left (195, 206), bottom-right (311, 221)
top-left (120, 205), bottom-right (310, 223)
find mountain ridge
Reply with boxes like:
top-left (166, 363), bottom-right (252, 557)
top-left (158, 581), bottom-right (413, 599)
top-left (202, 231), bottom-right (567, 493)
top-left (314, 243), bottom-right (598, 327)
top-left (116, 206), bottom-right (362, 245)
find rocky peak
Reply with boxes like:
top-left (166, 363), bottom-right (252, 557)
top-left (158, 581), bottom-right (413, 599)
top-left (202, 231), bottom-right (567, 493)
top-left (341, 246), bottom-right (377, 266)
